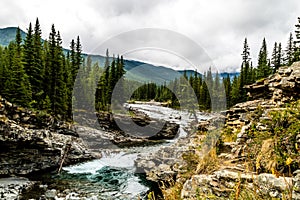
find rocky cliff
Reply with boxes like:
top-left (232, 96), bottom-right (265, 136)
top-left (0, 97), bottom-right (94, 176)
top-left (140, 62), bottom-right (300, 199)
top-left (180, 62), bottom-right (300, 199)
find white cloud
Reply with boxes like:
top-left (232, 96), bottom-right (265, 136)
top-left (1, 0), bottom-right (300, 72)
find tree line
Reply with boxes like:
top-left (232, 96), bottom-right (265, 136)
top-left (130, 17), bottom-right (300, 110)
top-left (130, 69), bottom-right (224, 110)
top-left (95, 49), bottom-right (126, 111)
top-left (2, 17), bottom-right (300, 117)
top-left (0, 18), bottom-right (82, 120)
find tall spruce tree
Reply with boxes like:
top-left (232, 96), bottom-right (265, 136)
top-left (294, 17), bottom-right (300, 62)
top-left (95, 52), bottom-right (126, 112)
top-left (276, 43), bottom-right (282, 70)
top-left (257, 38), bottom-right (271, 79)
top-left (285, 32), bottom-right (294, 65)
top-left (4, 28), bottom-right (32, 106)
top-left (23, 22), bottom-right (34, 80)
top-left (231, 75), bottom-right (240, 106)
top-left (239, 38), bottom-right (251, 102)
top-left (0, 46), bottom-right (5, 94)
top-left (223, 74), bottom-right (231, 108)
top-left (47, 25), bottom-right (68, 117)
top-left (32, 18), bottom-right (45, 107)
top-left (271, 42), bottom-right (282, 72)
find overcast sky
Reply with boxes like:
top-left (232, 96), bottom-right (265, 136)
top-left (1, 0), bottom-right (300, 72)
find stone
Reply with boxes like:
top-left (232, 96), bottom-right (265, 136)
top-left (197, 121), bottom-right (210, 131)
top-left (278, 66), bottom-right (293, 76)
top-left (45, 189), bottom-right (57, 199)
top-left (0, 177), bottom-right (35, 200)
top-left (158, 163), bottom-right (171, 171)
top-left (66, 192), bottom-right (80, 200)
top-left (255, 173), bottom-right (293, 196)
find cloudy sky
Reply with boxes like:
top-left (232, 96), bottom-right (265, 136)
top-left (1, 0), bottom-right (300, 72)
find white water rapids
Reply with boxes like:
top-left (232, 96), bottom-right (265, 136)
top-left (62, 104), bottom-right (211, 199)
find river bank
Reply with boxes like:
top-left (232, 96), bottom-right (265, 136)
top-left (0, 97), bottom-right (210, 199)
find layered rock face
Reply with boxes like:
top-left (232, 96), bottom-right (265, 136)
top-left (0, 97), bottom-right (94, 176)
top-left (226, 61), bottom-right (300, 131)
top-left (134, 62), bottom-right (300, 199)
top-left (180, 62), bottom-right (300, 199)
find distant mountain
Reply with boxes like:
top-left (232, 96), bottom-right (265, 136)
top-left (83, 54), bottom-right (183, 84)
top-left (178, 70), bottom-right (202, 77)
top-left (0, 27), bottom-right (239, 84)
top-left (0, 27), bottom-right (26, 46)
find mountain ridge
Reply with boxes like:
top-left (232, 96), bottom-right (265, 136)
top-left (0, 27), bottom-right (239, 83)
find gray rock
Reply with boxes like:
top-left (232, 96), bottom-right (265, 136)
top-left (0, 177), bottom-right (35, 200)
top-left (45, 189), bottom-right (57, 199)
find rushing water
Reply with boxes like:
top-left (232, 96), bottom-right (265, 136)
top-left (50, 104), bottom-right (211, 199)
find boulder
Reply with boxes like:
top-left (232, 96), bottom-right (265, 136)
top-left (0, 177), bottom-right (35, 200)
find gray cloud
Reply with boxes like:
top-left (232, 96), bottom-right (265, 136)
top-left (0, 0), bottom-right (299, 72)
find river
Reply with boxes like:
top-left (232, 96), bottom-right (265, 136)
top-left (36, 104), bottom-right (211, 199)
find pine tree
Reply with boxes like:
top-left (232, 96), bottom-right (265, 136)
top-left (70, 39), bottom-right (76, 77)
top-left (4, 28), bottom-right (32, 106)
top-left (32, 18), bottom-right (45, 107)
top-left (276, 43), bottom-right (282, 70)
top-left (294, 17), bottom-right (300, 62)
top-left (271, 42), bottom-right (277, 68)
top-left (0, 20), bottom-right (82, 119)
top-left (104, 48), bottom-right (110, 69)
top-left (74, 36), bottom-right (82, 79)
top-left (257, 38), bottom-right (271, 79)
top-left (271, 42), bottom-right (283, 73)
top-left (285, 32), bottom-right (294, 65)
top-left (23, 22), bottom-right (34, 79)
top-left (108, 56), bottom-right (116, 102)
top-left (241, 38), bottom-right (251, 66)
top-left (250, 62), bottom-right (256, 83)
top-left (231, 75), bottom-right (240, 106)
top-left (54, 31), bottom-right (68, 117)
top-left (0, 46), bottom-right (5, 94)
top-left (23, 20), bottom-right (45, 107)
top-left (95, 52), bottom-right (126, 112)
top-left (239, 38), bottom-right (251, 102)
top-left (223, 74), bottom-right (231, 108)
top-left (46, 25), bottom-right (68, 118)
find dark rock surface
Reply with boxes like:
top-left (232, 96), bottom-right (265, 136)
top-left (0, 97), bottom-right (95, 176)
top-left (94, 111), bottom-right (180, 147)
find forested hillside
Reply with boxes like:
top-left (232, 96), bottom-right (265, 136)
top-left (1, 17), bottom-right (300, 118)
top-left (0, 18), bottom-right (82, 120)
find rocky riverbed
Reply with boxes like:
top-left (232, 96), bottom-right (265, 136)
top-left (0, 97), bottom-right (188, 199)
